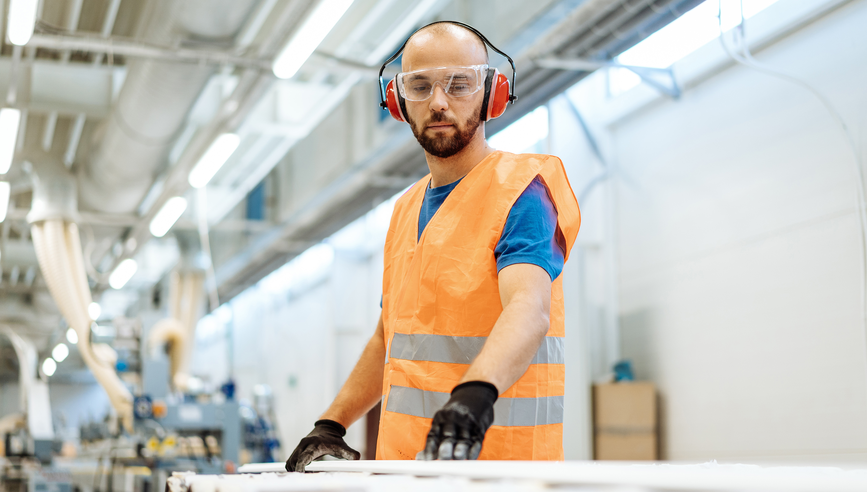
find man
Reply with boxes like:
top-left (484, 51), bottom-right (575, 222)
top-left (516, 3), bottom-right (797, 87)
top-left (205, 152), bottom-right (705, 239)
top-left (287, 22), bottom-right (580, 470)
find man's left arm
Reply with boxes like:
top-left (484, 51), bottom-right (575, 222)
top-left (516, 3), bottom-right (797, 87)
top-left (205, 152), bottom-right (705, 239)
top-left (420, 262), bottom-right (552, 460)
top-left (460, 263), bottom-right (552, 388)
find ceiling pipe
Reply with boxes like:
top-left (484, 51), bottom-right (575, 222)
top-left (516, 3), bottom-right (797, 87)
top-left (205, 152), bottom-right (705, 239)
top-left (77, 0), bottom-right (258, 214)
top-left (96, 0), bottom-right (314, 285)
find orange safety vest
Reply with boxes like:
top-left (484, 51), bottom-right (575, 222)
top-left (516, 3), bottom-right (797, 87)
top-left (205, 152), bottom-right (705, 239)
top-left (377, 151), bottom-right (581, 460)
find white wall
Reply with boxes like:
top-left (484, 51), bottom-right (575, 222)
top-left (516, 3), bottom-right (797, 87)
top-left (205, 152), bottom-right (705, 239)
top-left (189, 207), bottom-right (388, 460)
top-left (607, 0), bottom-right (867, 462)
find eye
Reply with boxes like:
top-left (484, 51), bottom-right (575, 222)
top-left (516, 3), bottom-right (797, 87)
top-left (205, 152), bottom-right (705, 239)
top-left (408, 81), bottom-right (431, 94)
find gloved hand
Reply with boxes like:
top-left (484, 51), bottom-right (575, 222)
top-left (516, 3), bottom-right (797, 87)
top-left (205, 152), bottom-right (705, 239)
top-left (419, 381), bottom-right (498, 460)
top-left (286, 419), bottom-right (360, 472)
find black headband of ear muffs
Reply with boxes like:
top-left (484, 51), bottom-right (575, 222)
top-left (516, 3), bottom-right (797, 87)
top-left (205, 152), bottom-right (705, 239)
top-left (378, 20), bottom-right (517, 110)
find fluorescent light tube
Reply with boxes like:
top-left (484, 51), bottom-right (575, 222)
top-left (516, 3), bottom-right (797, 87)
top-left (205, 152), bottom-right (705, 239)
top-left (188, 133), bottom-right (240, 188)
top-left (109, 258), bottom-right (137, 289)
top-left (88, 302), bottom-right (101, 320)
top-left (66, 328), bottom-right (79, 344)
top-left (0, 108), bottom-right (21, 174)
top-left (52, 343), bottom-right (69, 362)
top-left (272, 0), bottom-right (355, 79)
top-left (7, 0), bottom-right (38, 46)
top-left (149, 196), bottom-right (188, 237)
top-left (42, 358), bottom-right (56, 377)
top-left (0, 182), bottom-right (9, 222)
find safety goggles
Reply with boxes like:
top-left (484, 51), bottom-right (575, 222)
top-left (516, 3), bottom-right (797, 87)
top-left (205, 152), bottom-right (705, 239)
top-left (395, 64), bottom-right (489, 101)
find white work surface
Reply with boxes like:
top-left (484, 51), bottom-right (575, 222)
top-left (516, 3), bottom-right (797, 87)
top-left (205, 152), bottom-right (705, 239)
top-left (173, 460), bottom-right (867, 491)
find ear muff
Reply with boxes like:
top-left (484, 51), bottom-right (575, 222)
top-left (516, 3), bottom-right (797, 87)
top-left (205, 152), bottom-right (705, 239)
top-left (479, 68), bottom-right (511, 121)
top-left (487, 71), bottom-right (511, 121)
top-left (384, 79), bottom-right (408, 122)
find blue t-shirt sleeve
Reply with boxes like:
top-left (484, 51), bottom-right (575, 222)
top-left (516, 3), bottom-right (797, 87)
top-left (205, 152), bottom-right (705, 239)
top-left (495, 176), bottom-right (566, 281)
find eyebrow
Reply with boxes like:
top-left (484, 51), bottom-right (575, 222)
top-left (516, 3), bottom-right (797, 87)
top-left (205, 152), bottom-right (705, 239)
top-left (407, 74), bottom-right (431, 82)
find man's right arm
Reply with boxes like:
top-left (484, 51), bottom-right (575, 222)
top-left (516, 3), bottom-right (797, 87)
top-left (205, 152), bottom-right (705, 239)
top-left (286, 313), bottom-right (385, 471)
top-left (320, 313), bottom-right (386, 426)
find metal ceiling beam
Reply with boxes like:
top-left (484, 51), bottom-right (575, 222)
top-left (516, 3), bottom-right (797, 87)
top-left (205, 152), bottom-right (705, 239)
top-left (0, 57), bottom-right (114, 116)
top-left (26, 33), bottom-right (272, 69)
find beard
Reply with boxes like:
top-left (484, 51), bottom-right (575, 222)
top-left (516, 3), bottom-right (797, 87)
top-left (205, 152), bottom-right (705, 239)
top-left (408, 109), bottom-right (482, 158)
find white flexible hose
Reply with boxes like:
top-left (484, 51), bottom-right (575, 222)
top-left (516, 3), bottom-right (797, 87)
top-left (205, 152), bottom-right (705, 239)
top-left (152, 270), bottom-right (204, 392)
top-left (31, 219), bottom-right (133, 431)
top-left (0, 325), bottom-right (37, 413)
top-left (148, 317), bottom-right (187, 386)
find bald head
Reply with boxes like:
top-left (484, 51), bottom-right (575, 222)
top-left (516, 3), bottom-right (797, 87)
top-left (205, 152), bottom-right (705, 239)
top-left (402, 22), bottom-right (489, 72)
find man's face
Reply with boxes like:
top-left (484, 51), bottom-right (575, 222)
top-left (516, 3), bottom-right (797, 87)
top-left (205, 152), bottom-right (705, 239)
top-left (401, 28), bottom-right (488, 158)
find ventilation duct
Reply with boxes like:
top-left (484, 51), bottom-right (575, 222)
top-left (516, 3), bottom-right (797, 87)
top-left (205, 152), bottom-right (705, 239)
top-left (77, 0), bottom-right (257, 213)
top-left (27, 156), bottom-right (133, 430)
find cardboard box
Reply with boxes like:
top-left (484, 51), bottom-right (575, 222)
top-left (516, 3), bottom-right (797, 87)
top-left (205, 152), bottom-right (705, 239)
top-left (593, 382), bottom-right (657, 460)
top-left (595, 432), bottom-right (657, 461)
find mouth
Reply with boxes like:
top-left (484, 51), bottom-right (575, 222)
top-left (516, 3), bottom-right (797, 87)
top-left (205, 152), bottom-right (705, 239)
top-left (426, 123), bottom-right (454, 130)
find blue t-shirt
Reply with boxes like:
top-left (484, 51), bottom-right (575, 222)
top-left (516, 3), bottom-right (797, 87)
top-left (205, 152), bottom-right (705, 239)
top-left (381, 176), bottom-right (564, 308)
top-left (418, 176), bottom-right (565, 279)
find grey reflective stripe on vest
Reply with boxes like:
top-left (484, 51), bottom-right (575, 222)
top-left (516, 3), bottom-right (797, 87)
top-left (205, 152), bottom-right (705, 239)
top-left (385, 385), bottom-right (565, 427)
top-left (389, 334), bottom-right (564, 365)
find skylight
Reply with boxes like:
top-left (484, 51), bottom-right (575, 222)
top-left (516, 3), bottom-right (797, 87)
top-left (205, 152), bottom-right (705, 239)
top-left (489, 106), bottom-right (549, 153)
top-left (609, 0), bottom-right (781, 96)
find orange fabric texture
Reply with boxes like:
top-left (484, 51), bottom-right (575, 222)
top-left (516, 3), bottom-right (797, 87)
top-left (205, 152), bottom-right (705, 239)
top-left (377, 151), bottom-right (581, 460)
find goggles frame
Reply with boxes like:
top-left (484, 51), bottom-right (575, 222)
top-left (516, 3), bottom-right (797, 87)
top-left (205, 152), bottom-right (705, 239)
top-left (395, 64), bottom-right (489, 102)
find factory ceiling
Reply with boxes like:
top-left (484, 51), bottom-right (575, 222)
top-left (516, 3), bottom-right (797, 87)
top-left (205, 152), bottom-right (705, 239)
top-left (0, 0), bottom-right (702, 355)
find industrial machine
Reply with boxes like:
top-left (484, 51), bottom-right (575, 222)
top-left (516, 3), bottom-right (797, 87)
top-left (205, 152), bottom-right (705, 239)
top-left (60, 315), bottom-right (244, 492)
top-left (1, 312), bottom-right (275, 492)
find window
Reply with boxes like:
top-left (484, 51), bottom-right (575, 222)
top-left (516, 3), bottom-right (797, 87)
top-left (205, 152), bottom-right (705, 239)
top-left (609, 0), bottom-right (781, 96)
top-left (489, 106), bottom-right (549, 153)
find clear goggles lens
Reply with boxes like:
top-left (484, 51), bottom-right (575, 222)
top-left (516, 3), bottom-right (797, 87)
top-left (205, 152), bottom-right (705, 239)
top-left (396, 65), bottom-right (488, 101)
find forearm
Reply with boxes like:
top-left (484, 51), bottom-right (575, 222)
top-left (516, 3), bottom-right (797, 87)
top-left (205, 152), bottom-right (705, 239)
top-left (320, 315), bottom-right (385, 428)
top-left (459, 293), bottom-right (549, 393)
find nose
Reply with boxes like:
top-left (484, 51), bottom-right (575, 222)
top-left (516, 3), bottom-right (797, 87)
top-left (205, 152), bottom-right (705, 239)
top-left (428, 84), bottom-right (449, 112)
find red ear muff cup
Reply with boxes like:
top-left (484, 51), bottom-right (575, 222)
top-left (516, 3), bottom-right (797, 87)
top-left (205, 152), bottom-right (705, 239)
top-left (480, 69), bottom-right (510, 121)
top-left (488, 72), bottom-right (510, 120)
top-left (385, 79), bottom-right (407, 122)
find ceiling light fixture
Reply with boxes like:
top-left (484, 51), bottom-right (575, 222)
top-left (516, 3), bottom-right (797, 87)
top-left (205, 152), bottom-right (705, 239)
top-left (188, 133), bottom-right (240, 189)
top-left (149, 196), bottom-right (188, 237)
top-left (272, 0), bottom-right (355, 79)
top-left (7, 0), bottom-right (38, 46)
top-left (42, 358), bottom-right (56, 377)
top-left (66, 327), bottom-right (78, 344)
top-left (0, 182), bottom-right (10, 222)
top-left (88, 302), bottom-right (102, 321)
top-left (0, 109), bottom-right (21, 174)
top-left (52, 343), bottom-right (69, 362)
top-left (109, 258), bottom-right (137, 289)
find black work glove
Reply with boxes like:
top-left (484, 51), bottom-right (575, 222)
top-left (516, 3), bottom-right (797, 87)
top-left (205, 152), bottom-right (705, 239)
top-left (286, 419), bottom-right (360, 472)
top-left (419, 381), bottom-right (498, 460)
